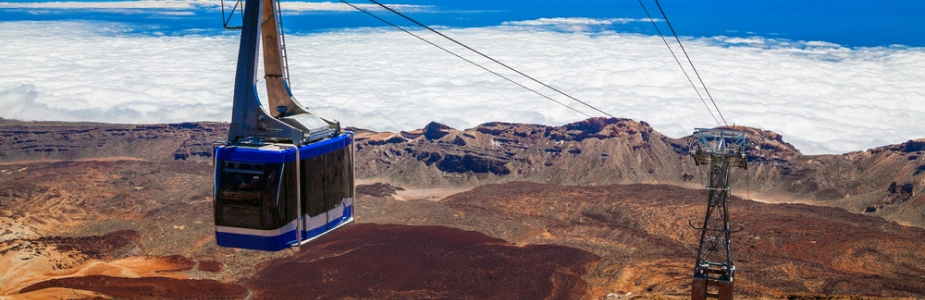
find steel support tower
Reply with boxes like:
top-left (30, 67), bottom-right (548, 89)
top-left (689, 128), bottom-right (747, 300)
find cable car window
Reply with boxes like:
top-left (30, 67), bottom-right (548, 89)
top-left (278, 161), bottom-right (298, 227)
top-left (344, 145), bottom-right (355, 198)
top-left (325, 148), bottom-right (345, 211)
top-left (216, 161), bottom-right (282, 229)
top-left (302, 156), bottom-right (325, 217)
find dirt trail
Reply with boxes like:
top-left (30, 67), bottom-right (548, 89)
top-left (355, 179), bottom-right (474, 201)
top-left (393, 187), bottom-right (473, 201)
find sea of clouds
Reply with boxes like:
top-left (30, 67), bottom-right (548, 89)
top-left (0, 19), bottom-right (923, 155)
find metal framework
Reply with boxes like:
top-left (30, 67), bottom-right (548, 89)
top-left (222, 0), bottom-right (338, 145)
top-left (220, 0), bottom-right (243, 29)
top-left (689, 128), bottom-right (747, 300)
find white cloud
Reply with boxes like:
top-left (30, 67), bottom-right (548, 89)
top-left (0, 21), bottom-right (923, 155)
top-left (279, 2), bottom-right (428, 13)
top-left (0, 22), bottom-right (236, 124)
top-left (503, 17), bottom-right (659, 26)
top-left (502, 17), bottom-right (660, 33)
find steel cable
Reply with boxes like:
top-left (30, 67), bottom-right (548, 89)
top-left (637, 0), bottom-right (721, 126)
top-left (652, 0), bottom-right (729, 126)
top-left (339, 0), bottom-right (593, 118)
top-left (367, 0), bottom-right (615, 119)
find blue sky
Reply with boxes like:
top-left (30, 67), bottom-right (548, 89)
top-left (2, 0), bottom-right (923, 47)
top-left (0, 0), bottom-right (923, 154)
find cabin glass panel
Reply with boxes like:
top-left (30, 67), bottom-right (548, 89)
top-left (345, 143), bottom-right (355, 198)
top-left (215, 161), bottom-right (283, 229)
top-left (300, 147), bottom-right (353, 217)
top-left (302, 156), bottom-right (325, 217)
top-left (325, 148), bottom-right (345, 211)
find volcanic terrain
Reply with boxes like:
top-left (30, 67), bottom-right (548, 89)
top-left (1, 117), bottom-right (924, 299)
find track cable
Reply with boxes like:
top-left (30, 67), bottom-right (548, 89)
top-left (344, 0), bottom-right (729, 125)
top-left (637, 0), bottom-right (721, 126)
top-left (338, 0), bottom-right (593, 118)
top-left (357, 0), bottom-right (615, 118)
top-left (649, 0), bottom-right (729, 126)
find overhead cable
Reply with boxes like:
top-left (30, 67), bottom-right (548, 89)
top-left (652, 0), bottom-right (728, 126)
top-left (637, 0), bottom-right (720, 127)
top-left (338, 0), bottom-right (593, 118)
top-left (365, 0), bottom-right (616, 119)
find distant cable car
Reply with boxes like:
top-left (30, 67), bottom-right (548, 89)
top-left (213, 0), bottom-right (354, 251)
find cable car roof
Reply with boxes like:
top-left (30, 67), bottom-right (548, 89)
top-left (216, 133), bottom-right (353, 164)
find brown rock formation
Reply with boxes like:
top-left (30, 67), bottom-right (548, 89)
top-left (0, 119), bottom-right (224, 162)
top-left (356, 182), bottom-right (405, 197)
top-left (361, 181), bottom-right (925, 298)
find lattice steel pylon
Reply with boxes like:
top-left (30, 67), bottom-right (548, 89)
top-left (689, 128), bottom-right (747, 300)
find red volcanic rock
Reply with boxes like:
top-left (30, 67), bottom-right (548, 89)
top-left (36, 230), bottom-right (141, 260)
top-left (0, 119), bottom-right (225, 162)
top-left (401, 129), bottom-right (424, 139)
top-left (437, 153), bottom-right (511, 175)
top-left (423, 121), bottom-right (453, 140)
top-left (473, 122), bottom-right (511, 135)
top-left (244, 223), bottom-right (598, 300)
top-left (351, 128), bottom-right (407, 146)
top-left (153, 255), bottom-right (197, 273)
top-left (19, 276), bottom-right (248, 300)
top-left (548, 117), bottom-right (652, 141)
top-left (196, 260), bottom-right (223, 273)
top-left (870, 181), bottom-right (917, 211)
top-left (356, 182), bottom-right (405, 197)
top-left (903, 139), bottom-right (925, 153)
top-left (367, 132), bottom-right (407, 145)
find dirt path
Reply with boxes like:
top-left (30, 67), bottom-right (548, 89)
top-left (744, 194), bottom-right (819, 205)
top-left (355, 178), bottom-right (474, 201)
top-left (393, 187), bottom-right (473, 201)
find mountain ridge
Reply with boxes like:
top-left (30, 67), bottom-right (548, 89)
top-left (2, 117), bottom-right (925, 298)
top-left (3, 117), bottom-right (923, 226)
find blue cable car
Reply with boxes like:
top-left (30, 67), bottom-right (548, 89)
top-left (213, 0), bottom-right (354, 251)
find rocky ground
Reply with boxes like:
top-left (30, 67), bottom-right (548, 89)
top-left (0, 156), bottom-right (608, 299)
top-left (245, 224), bottom-right (598, 299)
top-left (348, 118), bottom-right (925, 228)
top-left (1, 118), bottom-right (924, 299)
top-left (361, 182), bottom-right (925, 298)
top-left (4, 117), bottom-right (922, 226)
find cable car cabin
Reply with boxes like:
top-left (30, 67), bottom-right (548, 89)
top-left (216, 0), bottom-right (356, 250)
top-left (213, 133), bottom-right (355, 251)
